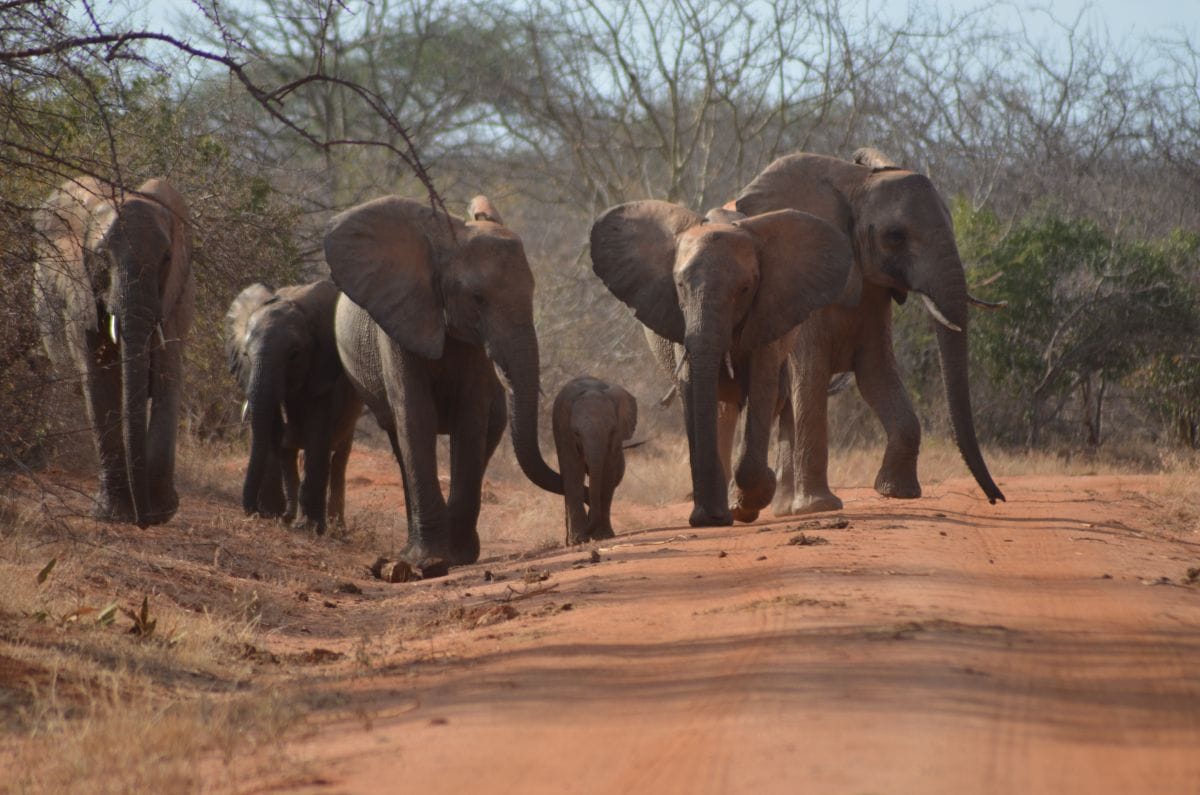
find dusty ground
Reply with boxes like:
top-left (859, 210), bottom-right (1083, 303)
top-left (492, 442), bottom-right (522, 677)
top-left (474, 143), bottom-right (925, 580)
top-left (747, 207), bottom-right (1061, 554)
top-left (2, 444), bottom-right (1199, 794)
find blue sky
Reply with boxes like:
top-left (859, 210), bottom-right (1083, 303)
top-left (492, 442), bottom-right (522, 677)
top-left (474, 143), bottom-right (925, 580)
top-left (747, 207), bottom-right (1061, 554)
top-left (127, 0), bottom-right (1195, 41)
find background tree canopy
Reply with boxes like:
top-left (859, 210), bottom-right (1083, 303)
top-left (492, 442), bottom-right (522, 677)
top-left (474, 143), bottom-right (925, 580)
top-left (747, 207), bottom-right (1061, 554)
top-left (2, 0), bottom-right (1198, 466)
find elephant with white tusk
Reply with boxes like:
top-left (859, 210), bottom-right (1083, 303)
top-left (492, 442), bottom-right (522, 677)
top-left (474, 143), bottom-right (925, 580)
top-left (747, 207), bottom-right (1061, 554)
top-left (33, 177), bottom-right (194, 527)
top-left (225, 280), bottom-right (362, 534)
top-left (732, 148), bottom-right (1006, 514)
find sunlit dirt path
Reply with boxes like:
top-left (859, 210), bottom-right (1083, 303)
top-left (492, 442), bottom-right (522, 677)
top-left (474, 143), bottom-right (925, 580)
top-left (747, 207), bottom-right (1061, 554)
top-left (253, 472), bottom-right (1200, 794)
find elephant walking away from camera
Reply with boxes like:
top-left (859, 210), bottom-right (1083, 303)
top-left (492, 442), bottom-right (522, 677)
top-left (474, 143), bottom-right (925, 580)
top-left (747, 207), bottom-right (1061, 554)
top-left (732, 148), bottom-right (1006, 514)
top-left (33, 177), bottom-right (194, 527)
top-left (552, 376), bottom-right (637, 544)
top-left (590, 201), bottom-right (853, 527)
top-left (225, 280), bottom-right (362, 534)
top-left (326, 195), bottom-right (563, 571)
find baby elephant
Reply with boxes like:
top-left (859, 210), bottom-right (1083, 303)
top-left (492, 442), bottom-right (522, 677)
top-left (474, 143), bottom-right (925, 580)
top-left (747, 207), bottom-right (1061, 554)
top-left (552, 376), bottom-right (637, 545)
top-left (226, 280), bottom-right (362, 534)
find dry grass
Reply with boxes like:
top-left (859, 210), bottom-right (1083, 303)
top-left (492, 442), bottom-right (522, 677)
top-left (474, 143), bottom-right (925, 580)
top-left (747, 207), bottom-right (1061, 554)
top-left (1, 431), bottom-right (1195, 792)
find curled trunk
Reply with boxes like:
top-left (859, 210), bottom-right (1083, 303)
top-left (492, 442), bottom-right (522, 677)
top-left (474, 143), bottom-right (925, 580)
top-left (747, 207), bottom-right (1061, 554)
top-left (498, 329), bottom-right (564, 495)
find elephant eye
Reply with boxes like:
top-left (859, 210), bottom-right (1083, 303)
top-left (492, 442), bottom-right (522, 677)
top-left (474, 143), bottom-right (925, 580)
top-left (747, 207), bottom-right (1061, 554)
top-left (882, 227), bottom-right (907, 247)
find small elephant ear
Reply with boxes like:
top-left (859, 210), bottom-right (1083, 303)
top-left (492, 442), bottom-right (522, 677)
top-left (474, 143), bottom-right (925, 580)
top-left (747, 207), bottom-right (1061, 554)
top-left (590, 201), bottom-right (700, 344)
top-left (736, 209), bottom-right (854, 349)
top-left (225, 283), bottom-right (275, 385)
top-left (324, 196), bottom-right (455, 360)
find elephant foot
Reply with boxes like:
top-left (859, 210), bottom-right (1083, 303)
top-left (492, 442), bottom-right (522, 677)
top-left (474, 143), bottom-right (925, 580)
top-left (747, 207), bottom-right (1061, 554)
top-left (730, 467), bottom-right (775, 523)
top-left (566, 530), bottom-right (589, 546)
top-left (447, 530), bottom-right (481, 566)
top-left (689, 504), bottom-right (733, 528)
top-left (93, 492), bottom-right (136, 525)
top-left (141, 489), bottom-right (179, 526)
top-left (292, 516), bottom-right (326, 535)
top-left (785, 492), bottom-right (844, 515)
top-left (398, 541), bottom-right (451, 579)
top-left (589, 525), bottom-right (615, 542)
top-left (875, 471), bottom-right (921, 499)
top-left (731, 504), bottom-right (760, 523)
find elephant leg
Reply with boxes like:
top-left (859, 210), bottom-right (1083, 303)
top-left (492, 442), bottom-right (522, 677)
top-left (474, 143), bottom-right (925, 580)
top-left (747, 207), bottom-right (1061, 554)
top-left (296, 411), bottom-right (334, 535)
top-left (144, 335), bottom-right (183, 524)
top-left (326, 388), bottom-right (361, 530)
top-left (772, 397), bottom-right (796, 516)
top-left (731, 346), bottom-right (782, 523)
top-left (383, 347), bottom-right (448, 565)
top-left (385, 427), bottom-right (413, 534)
top-left (717, 399), bottom-right (737, 487)
top-left (445, 365), bottom-right (499, 565)
top-left (80, 329), bottom-right (134, 523)
top-left (561, 446), bottom-right (590, 546)
top-left (276, 448), bottom-right (298, 521)
top-left (787, 355), bottom-right (842, 515)
top-left (589, 445), bottom-right (623, 541)
top-left (327, 438), bottom-right (352, 529)
top-left (854, 346), bottom-right (921, 499)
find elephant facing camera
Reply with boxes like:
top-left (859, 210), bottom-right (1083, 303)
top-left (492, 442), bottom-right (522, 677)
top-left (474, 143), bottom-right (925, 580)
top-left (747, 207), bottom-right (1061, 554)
top-left (552, 376), bottom-right (638, 545)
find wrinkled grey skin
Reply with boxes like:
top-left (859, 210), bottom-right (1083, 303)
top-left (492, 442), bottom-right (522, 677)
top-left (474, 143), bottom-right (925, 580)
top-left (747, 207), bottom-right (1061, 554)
top-left (326, 195), bottom-right (562, 569)
top-left (733, 148), bottom-right (1005, 514)
top-left (226, 280), bottom-right (362, 534)
top-left (591, 201), bottom-right (853, 527)
top-left (552, 376), bottom-right (637, 544)
top-left (33, 177), bottom-right (194, 527)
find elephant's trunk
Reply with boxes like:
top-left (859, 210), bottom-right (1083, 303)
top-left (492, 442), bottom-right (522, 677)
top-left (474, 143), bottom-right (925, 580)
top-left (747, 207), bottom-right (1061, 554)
top-left (119, 307), bottom-right (153, 527)
top-left (920, 259), bottom-right (1005, 504)
top-left (683, 324), bottom-right (732, 526)
top-left (243, 366), bottom-right (285, 516)
top-left (496, 325), bottom-right (564, 495)
top-left (579, 429), bottom-right (610, 520)
top-left (114, 251), bottom-right (159, 528)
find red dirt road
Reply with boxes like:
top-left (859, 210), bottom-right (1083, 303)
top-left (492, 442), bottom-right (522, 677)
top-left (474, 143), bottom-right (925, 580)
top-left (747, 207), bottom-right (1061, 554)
top-left (261, 471), bottom-right (1200, 794)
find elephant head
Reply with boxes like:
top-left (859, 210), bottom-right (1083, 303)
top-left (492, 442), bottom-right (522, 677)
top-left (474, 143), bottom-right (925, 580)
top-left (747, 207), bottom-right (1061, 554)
top-left (324, 196), bottom-right (563, 494)
top-left (590, 201), bottom-right (852, 524)
top-left (226, 280), bottom-right (342, 518)
top-left (735, 150), bottom-right (1005, 504)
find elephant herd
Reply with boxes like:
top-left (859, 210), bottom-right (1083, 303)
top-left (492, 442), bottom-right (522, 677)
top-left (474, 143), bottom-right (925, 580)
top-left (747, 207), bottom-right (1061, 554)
top-left (32, 148), bottom-right (1004, 575)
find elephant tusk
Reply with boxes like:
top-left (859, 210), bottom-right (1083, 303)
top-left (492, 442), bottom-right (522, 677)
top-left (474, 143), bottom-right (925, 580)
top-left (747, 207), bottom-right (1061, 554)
top-left (108, 314), bottom-right (119, 344)
top-left (673, 351), bottom-right (689, 380)
top-left (968, 294), bottom-right (1008, 310)
top-left (659, 384), bottom-right (678, 407)
top-left (241, 401), bottom-right (249, 422)
top-left (724, 353), bottom-right (735, 380)
top-left (917, 292), bottom-right (962, 333)
top-left (157, 323), bottom-right (167, 345)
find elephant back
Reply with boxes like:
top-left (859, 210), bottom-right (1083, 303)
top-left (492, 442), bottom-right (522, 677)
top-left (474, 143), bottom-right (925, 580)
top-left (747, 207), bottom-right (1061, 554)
top-left (735, 153), bottom-right (864, 235)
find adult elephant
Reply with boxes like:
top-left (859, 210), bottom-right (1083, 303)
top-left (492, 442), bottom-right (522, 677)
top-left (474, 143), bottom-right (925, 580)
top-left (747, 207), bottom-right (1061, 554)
top-left (590, 201), bottom-right (853, 527)
top-left (225, 280), bottom-right (362, 534)
top-left (33, 177), bottom-right (193, 527)
top-left (732, 148), bottom-right (1005, 514)
top-left (326, 195), bottom-right (562, 570)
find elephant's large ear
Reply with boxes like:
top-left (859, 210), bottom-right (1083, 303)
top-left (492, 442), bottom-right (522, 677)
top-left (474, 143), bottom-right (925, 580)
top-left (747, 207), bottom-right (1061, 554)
top-left (590, 201), bottom-right (700, 343)
top-left (324, 196), bottom-right (455, 360)
top-left (736, 209), bottom-right (853, 349)
top-left (225, 283), bottom-right (275, 387)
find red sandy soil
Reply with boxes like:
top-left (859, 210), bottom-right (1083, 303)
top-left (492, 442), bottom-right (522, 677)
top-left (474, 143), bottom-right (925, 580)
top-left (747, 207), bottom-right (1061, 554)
top-left (255, 452), bottom-right (1200, 794)
top-left (5, 446), bottom-right (1200, 794)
